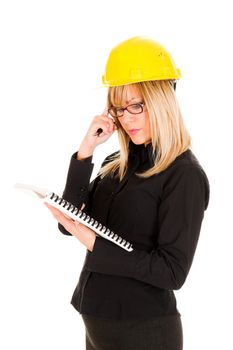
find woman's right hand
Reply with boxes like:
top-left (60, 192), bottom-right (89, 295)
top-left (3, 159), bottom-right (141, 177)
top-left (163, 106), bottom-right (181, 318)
top-left (77, 109), bottom-right (118, 159)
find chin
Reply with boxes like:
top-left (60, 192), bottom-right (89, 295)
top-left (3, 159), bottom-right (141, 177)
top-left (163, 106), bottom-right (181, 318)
top-left (130, 137), bottom-right (146, 145)
top-left (130, 140), bottom-right (142, 145)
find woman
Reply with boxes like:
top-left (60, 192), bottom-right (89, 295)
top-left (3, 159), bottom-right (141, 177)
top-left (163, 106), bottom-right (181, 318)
top-left (46, 37), bottom-right (210, 350)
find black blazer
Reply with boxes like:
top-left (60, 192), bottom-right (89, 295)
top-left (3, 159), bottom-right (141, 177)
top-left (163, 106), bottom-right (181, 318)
top-left (59, 141), bottom-right (210, 320)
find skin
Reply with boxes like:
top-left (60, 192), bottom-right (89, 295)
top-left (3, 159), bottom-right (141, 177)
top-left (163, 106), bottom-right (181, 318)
top-left (45, 84), bottom-right (152, 251)
top-left (117, 84), bottom-right (151, 146)
top-left (44, 202), bottom-right (96, 252)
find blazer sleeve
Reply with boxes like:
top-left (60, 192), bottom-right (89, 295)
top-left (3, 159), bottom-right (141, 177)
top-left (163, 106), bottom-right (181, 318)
top-left (58, 152), bottom-right (95, 235)
top-left (84, 165), bottom-right (210, 290)
top-left (58, 151), bottom-right (116, 236)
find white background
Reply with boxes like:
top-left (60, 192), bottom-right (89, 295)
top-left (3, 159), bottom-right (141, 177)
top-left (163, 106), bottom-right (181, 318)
top-left (1, 0), bottom-right (232, 349)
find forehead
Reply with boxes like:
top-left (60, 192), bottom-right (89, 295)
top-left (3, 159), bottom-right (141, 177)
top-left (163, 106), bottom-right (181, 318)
top-left (109, 84), bottom-right (142, 106)
top-left (124, 85), bottom-right (142, 103)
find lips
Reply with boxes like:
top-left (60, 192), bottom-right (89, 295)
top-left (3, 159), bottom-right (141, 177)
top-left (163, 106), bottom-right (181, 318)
top-left (128, 129), bottom-right (141, 135)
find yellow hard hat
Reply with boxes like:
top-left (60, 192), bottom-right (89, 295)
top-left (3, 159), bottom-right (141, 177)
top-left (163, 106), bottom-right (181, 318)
top-left (102, 36), bottom-right (181, 87)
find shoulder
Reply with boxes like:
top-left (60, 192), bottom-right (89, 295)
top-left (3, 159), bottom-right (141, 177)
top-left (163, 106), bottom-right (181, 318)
top-left (164, 149), bottom-right (208, 177)
top-left (171, 149), bottom-right (203, 168)
top-left (160, 149), bottom-right (210, 209)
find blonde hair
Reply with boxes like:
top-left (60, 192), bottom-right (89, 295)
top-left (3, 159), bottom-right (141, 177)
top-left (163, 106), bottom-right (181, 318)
top-left (98, 80), bottom-right (191, 181)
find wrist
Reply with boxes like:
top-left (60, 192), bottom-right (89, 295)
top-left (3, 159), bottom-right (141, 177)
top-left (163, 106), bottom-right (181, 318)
top-left (77, 147), bottom-right (94, 160)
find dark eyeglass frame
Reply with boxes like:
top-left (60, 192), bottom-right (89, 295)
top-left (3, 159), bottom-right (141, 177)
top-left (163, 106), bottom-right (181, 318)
top-left (108, 102), bottom-right (145, 118)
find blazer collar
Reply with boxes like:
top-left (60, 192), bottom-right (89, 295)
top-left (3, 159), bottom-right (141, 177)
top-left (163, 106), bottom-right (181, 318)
top-left (128, 140), bottom-right (156, 168)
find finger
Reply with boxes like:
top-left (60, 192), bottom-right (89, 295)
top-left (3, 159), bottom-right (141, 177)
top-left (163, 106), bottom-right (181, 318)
top-left (96, 116), bottom-right (115, 132)
top-left (98, 115), bottom-right (113, 122)
top-left (44, 203), bottom-right (83, 238)
top-left (44, 202), bottom-right (62, 216)
top-left (102, 107), bottom-right (108, 116)
top-left (53, 210), bottom-right (76, 233)
top-left (44, 203), bottom-right (72, 224)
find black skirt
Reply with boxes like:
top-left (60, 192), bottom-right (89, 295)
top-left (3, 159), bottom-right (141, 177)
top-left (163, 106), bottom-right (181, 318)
top-left (82, 314), bottom-right (183, 350)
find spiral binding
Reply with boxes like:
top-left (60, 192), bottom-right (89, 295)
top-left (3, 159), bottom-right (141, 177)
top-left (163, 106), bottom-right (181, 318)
top-left (45, 192), bottom-right (133, 252)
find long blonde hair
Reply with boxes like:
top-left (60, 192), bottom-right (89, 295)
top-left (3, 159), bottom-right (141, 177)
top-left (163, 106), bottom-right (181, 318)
top-left (98, 80), bottom-right (191, 181)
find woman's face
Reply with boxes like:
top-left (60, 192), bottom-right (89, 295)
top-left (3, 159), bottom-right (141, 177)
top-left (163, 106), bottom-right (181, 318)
top-left (116, 85), bottom-right (152, 146)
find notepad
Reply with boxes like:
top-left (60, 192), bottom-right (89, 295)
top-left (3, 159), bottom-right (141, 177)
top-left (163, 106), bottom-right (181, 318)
top-left (14, 183), bottom-right (133, 252)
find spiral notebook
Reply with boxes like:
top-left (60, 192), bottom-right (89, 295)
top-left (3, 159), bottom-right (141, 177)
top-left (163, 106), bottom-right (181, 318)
top-left (14, 183), bottom-right (133, 252)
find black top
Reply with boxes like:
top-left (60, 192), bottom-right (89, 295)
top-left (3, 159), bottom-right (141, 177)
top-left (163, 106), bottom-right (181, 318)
top-left (59, 141), bottom-right (210, 321)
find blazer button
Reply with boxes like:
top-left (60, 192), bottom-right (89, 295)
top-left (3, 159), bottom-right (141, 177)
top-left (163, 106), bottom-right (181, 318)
top-left (80, 186), bottom-right (86, 192)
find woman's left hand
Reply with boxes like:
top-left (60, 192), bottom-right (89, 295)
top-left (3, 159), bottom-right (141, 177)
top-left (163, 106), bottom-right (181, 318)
top-left (44, 203), bottom-right (96, 252)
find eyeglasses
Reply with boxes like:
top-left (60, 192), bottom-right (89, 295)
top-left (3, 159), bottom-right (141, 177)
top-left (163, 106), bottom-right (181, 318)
top-left (108, 102), bottom-right (145, 118)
